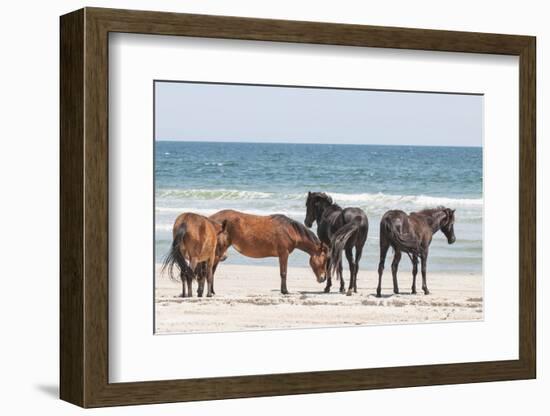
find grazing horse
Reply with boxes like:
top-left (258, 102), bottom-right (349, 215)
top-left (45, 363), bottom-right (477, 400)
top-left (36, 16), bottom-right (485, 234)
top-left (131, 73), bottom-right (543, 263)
top-left (209, 210), bottom-right (329, 294)
top-left (162, 212), bottom-right (230, 298)
top-left (304, 192), bottom-right (369, 296)
top-left (376, 207), bottom-right (456, 297)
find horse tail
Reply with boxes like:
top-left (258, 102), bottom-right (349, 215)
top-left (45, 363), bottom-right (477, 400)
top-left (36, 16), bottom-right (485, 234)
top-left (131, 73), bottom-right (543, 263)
top-left (380, 215), bottom-right (418, 254)
top-left (329, 217), bottom-right (368, 277)
top-left (161, 222), bottom-right (193, 281)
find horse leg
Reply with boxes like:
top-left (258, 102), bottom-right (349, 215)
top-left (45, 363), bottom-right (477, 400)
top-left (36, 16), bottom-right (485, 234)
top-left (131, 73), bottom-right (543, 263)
top-left (206, 260), bottom-right (214, 298)
top-left (211, 262), bottom-right (218, 295)
top-left (411, 255), bottom-right (418, 294)
top-left (186, 273), bottom-right (193, 298)
top-left (192, 262), bottom-right (205, 297)
top-left (279, 251), bottom-right (289, 295)
top-left (188, 259), bottom-right (202, 297)
top-left (197, 277), bottom-right (205, 297)
top-left (179, 270), bottom-right (187, 298)
top-left (391, 250), bottom-right (402, 295)
top-left (195, 263), bottom-right (205, 298)
top-left (421, 252), bottom-right (430, 295)
top-left (354, 241), bottom-right (365, 293)
top-left (338, 260), bottom-right (345, 294)
top-left (345, 247), bottom-right (354, 296)
top-left (377, 239), bottom-right (390, 297)
top-left (324, 257), bottom-right (332, 293)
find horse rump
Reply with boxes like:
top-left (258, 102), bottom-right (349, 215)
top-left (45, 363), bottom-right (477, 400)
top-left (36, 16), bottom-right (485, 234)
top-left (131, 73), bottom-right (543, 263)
top-left (161, 222), bottom-right (194, 281)
top-left (380, 214), bottom-right (419, 254)
top-left (329, 217), bottom-right (368, 276)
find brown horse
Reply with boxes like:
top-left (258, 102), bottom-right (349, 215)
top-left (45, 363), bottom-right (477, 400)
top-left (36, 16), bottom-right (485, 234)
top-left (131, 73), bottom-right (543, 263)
top-left (376, 207), bottom-right (456, 297)
top-left (209, 210), bottom-right (329, 294)
top-left (162, 212), bottom-right (230, 298)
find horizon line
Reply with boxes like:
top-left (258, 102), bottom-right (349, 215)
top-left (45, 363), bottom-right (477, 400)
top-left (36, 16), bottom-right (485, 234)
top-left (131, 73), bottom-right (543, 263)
top-left (155, 139), bottom-right (482, 148)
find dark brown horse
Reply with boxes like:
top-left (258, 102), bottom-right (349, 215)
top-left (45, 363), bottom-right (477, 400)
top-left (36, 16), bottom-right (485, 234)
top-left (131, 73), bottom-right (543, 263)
top-left (162, 212), bottom-right (230, 298)
top-left (305, 192), bottom-right (369, 296)
top-left (376, 207), bottom-right (456, 297)
top-left (209, 210), bottom-right (329, 294)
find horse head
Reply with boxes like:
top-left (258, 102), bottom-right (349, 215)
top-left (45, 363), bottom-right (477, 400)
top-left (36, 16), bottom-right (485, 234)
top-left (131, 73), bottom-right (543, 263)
top-left (305, 191), bottom-right (333, 228)
top-left (440, 208), bottom-right (456, 244)
top-left (309, 242), bottom-right (329, 283)
top-left (214, 219), bottom-right (231, 262)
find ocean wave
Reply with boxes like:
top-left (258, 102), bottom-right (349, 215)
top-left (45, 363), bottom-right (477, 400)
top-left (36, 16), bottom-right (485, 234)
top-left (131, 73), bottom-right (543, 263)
top-left (156, 188), bottom-right (482, 208)
top-left (157, 188), bottom-right (273, 200)
top-left (328, 192), bottom-right (483, 207)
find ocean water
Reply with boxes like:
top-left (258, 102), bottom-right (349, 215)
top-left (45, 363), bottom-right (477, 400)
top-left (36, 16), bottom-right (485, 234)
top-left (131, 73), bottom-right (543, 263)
top-left (155, 141), bottom-right (482, 273)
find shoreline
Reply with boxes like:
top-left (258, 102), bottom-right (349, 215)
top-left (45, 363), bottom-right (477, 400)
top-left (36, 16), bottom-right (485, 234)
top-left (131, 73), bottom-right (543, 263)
top-left (155, 264), bottom-right (483, 334)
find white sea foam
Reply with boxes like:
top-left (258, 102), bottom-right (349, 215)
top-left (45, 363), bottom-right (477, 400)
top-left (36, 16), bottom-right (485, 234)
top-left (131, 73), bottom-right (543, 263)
top-left (156, 189), bottom-right (272, 200)
top-left (329, 192), bottom-right (483, 207)
top-left (156, 188), bottom-right (482, 207)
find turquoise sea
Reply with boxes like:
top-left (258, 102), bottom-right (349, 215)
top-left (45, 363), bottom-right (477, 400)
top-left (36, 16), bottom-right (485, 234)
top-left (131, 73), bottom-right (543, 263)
top-left (155, 141), bottom-right (482, 273)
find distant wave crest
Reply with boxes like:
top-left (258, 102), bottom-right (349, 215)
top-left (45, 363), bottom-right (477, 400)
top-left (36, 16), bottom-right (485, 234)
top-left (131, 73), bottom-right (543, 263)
top-left (329, 192), bottom-right (482, 207)
top-left (157, 188), bottom-right (272, 200)
top-left (156, 188), bottom-right (482, 208)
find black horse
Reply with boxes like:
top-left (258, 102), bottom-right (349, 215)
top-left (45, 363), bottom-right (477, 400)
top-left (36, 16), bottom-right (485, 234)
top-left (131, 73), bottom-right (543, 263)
top-left (376, 207), bottom-right (456, 297)
top-left (305, 192), bottom-right (369, 296)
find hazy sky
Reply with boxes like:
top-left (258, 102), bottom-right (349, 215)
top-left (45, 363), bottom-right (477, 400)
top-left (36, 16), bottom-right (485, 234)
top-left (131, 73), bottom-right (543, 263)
top-left (155, 81), bottom-right (483, 147)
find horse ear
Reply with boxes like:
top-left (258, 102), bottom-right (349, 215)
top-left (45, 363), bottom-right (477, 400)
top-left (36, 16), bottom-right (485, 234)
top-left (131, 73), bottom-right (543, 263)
top-left (452, 209), bottom-right (456, 214)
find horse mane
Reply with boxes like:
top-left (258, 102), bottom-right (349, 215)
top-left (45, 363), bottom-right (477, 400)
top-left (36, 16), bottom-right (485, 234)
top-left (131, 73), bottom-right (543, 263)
top-left (310, 192), bottom-right (342, 210)
top-left (416, 206), bottom-right (447, 216)
top-left (311, 192), bottom-right (332, 204)
top-left (415, 206), bottom-right (455, 229)
top-left (271, 214), bottom-right (320, 245)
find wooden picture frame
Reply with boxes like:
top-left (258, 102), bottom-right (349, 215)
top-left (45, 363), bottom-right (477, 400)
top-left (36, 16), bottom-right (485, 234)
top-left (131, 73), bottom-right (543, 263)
top-left (60, 7), bottom-right (536, 408)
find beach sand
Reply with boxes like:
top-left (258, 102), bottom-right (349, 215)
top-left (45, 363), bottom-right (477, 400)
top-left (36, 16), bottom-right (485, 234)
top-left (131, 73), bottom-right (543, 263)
top-left (155, 263), bottom-right (483, 334)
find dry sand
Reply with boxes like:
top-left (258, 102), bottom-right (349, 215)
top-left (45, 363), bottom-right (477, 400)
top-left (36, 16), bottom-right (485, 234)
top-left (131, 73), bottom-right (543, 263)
top-left (155, 263), bottom-right (483, 334)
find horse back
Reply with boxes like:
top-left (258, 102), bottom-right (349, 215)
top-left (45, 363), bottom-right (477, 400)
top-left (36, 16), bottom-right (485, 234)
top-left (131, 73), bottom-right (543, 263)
top-left (209, 210), bottom-right (286, 257)
top-left (381, 210), bottom-right (432, 249)
top-left (408, 213), bottom-right (435, 245)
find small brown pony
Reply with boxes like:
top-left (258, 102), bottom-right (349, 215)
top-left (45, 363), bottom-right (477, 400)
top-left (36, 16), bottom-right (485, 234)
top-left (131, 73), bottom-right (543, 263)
top-left (376, 207), bottom-right (456, 297)
top-left (162, 212), bottom-right (230, 298)
top-left (209, 210), bottom-right (329, 294)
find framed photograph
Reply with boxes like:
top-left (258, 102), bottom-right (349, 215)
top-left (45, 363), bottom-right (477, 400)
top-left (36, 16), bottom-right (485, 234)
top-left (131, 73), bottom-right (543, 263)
top-left (60, 7), bottom-right (536, 408)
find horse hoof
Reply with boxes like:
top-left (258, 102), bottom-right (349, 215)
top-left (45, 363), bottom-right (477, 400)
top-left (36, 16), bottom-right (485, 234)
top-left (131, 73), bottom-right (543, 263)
top-left (376, 291), bottom-right (382, 298)
top-left (346, 291), bottom-right (352, 297)
top-left (423, 290), bottom-right (430, 295)
top-left (411, 290), bottom-right (417, 295)
top-left (393, 290), bottom-right (400, 295)
top-left (324, 286), bottom-right (331, 293)
top-left (207, 293), bottom-right (213, 298)
top-left (339, 288), bottom-right (346, 294)
top-left (281, 290), bottom-right (289, 295)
